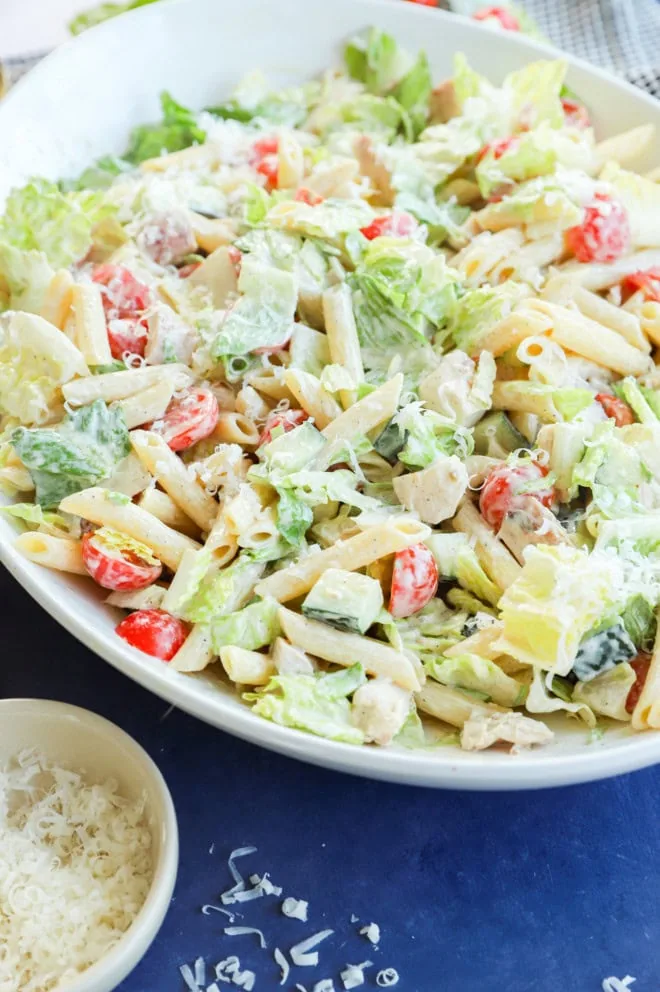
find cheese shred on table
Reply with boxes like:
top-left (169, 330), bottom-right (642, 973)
top-left (0, 749), bottom-right (153, 992)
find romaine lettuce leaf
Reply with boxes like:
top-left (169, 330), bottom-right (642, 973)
top-left (476, 173), bottom-right (583, 232)
top-left (245, 663), bottom-right (367, 744)
top-left (344, 28), bottom-right (412, 96)
top-left (572, 662), bottom-right (636, 721)
top-left (211, 256), bottom-right (297, 359)
top-left (0, 178), bottom-right (116, 268)
top-left (450, 282), bottom-right (528, 354)
top-left (393, 51), bottom-right (432, 138)
top-left (124, 91), bottom-right (206, 165)
top-left (265, 197), bottom-right (374, 241)
top-left (495, 544), bottom-right (632, 675)
top-left (395, 403), bottom-right (474, 469)
top-left (11, 399), bottom-right (130, 507)
top-left (0, 502), bottom-right (68, 532)
top-left (349, 238), bottom-right (461, 355)
top-left (0, 245), bottom-right (54, 313)
top-left (427, 653), bottom-right (526, 707)
top-left (180, 553), bottom-right (264, 624)
top-left (210, 598), bottom-right (281, 653)
top-left (276, 487), bottom-right (314, 547)
top-left (61, 155), bottom-right (133, 192)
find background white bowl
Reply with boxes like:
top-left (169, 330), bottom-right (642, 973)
top-left (2, 0), bottom-right (660, 789)
top-left (0, 698), bottom-right (178, 992)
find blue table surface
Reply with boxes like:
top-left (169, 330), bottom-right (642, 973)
top-left (2, 570), bottom-right (659, 992)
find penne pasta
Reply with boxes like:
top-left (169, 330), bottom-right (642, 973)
top-left (14, 533), bottom-right (86, 574)
top-left (278, 607), bottom-right (422, 691)
top-left (452, 500), bottom-right (522, 590)
top-left (63, 363), bottom-right (191, 406)
top-left (322, 284), bottom-right (364, 408)
top-left (40, 270), bottom-right (74, 331)
top-left (130, 430), bottom-right (219, 532)
top-left (116, 378), bottom-right (175, 430)
top-left (137, 487), bottom-right (200, 539)
top-left (71, 283), bottom-right (112, 366)
top-left (321, 374), bottom-right (403, 442)
top-left (284, 369), bottom-right (342, 428)
top-left (58, 487), bottom-right (200, 569)
top-left (255, 518), bottom-right (429, 602)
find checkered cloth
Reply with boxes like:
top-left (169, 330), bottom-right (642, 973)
top-left (451, 0), bottom-right (660, 97)
top-left (2, 1), bottom-right (660, 98)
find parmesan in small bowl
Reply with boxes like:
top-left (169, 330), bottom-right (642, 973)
top-left (0, 699), bottom-right (178, 992)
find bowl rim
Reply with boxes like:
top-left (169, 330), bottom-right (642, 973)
top-left (0, 698), bottom-right (179, 990)
top-left (2, 0), bottom-right (660, 790)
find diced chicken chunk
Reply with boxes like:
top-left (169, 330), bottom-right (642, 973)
top-left (429, 79), bottom-right (460, 124)
top-left (351, 678), bottom-right (411, 746)
top-left (419, 350), bottom-right (493, 427)
top-left (460, 710), bottom-right (555, 751)
top-left (137, 210), bottom-right (197, 265)
top-left (393, 456), bottom-right (468, 524)
top-left (145, 302), bottom-right (197, 366)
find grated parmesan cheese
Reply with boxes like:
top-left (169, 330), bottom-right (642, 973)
top-left (0, 750), bottom-right (153, 992)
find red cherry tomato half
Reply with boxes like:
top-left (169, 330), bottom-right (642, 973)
top-left (626, 653), bottom-right (651, 713)
top-left (360, 211), bottom-right (418, 241)
top-left (565, 194), bottom-right (630, 264)
top-left (294, 187), bottom-right (324, 206)
top-left (106, 317), bottom-right (148, 360)
top-left (595, 393), bottom-right (635, 427)
top-left (476, 135), bottom-right (520, 164)
top-left (472, 6), bottom-right (520, 30)
top-left (116, 609), bottom-right (189, 661)
top-left (404, 0), bottom-right (438, 6)
top-left (622, 267), bottom-right (660, 303)
top-left (151, 389), bottom-right (220, 452)
top-left (561, 97), bottom-right (591, 130)
top-left (82, 528), bottom-right (162, 591)
top-left (479, 462), bottom-right (554, 532)
top-left (92, 264), bottom-right (152, 319)
top-left (178, 262), bottom-right (202, 279)
top-left (389, 544), bottom-right (439, 619)
top-left (250, 137), bottom-right (279, 191)
top-left (259, 408), bottom-right (309, 446)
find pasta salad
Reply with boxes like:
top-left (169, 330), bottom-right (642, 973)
top-left (3, 28), bottom-right (660, 753)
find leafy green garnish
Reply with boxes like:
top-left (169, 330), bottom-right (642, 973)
top-left (0, 179), bottom-right (115, 268)
top-left (124, 92), bottom-right (206, 165)
top-left (11, 400), bottom-right (130, 507)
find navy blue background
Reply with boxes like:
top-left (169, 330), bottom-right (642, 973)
top-left (2, 571), bottom-right (659, 992)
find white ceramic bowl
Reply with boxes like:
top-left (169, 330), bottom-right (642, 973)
top-left (0, 699), bottom-right (178, 991)
top-left (2, 0), bottom-right (660, 789)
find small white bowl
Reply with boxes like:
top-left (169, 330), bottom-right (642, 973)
top-left (0, 698), bottom-right (178, 992)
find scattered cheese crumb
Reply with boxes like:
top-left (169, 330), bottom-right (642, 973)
top-left (224, 926), bottom-right (267, 949)
top-left (340, 961), bottom-right (373, 989)
top-left (290, 929), bottom-right (334, 967)
top-left (602, 978), bottom-right (636, 992)
top-left (312, 981), bottom-right (335, 992)
top-left (282, 897), bottom-right (309, 921)
top-left (0, 750), bottom-right (153, 992)
top-left (359, 923), bottom-right (380, 946)
top-left (376, 969), bottom-right (399, 987)
top-left (194, 957), bottom-right (206, 987)
top-left (274, 947), bottom-right (290, 985)
top-left (202, 904), bottom-right (237, 922)
top-left (350, 914), bottom-right (359, 924)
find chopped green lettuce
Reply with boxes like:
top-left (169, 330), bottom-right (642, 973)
top-left (393, 51), bottom-right (432, 138)
top-left (495, 544), bottom-right (635, 675)
top-left (450, 282), bottom-right (528, 354)
top-left (600, 162), bottom-right (660, 249)
top-left (11, 400), bottom-right (130, 507)
top-left (265, 197), bottom-right (374, 241)
top-left (206, 71), bottom-right (315, 128)
top-left (427, 653), bottom-right (526, 707)
top-left (477, 173), bottom-right (583, 232)
top-left (245, 664), bottom-right (367, 744)
top-left (572, 663), bottom-right (637, 721)
top-left (350, 238), bottom-right (461, 357)
top-left (276, 488), bottom-right (314, 547)
top-left (61, 155), bottom-right (133, 192)
top-left (395, 403), bottom-right (474, 469)
top-left (0, 245), bottom-right (54, 314)
top-left (124, 92), bottom-right (206, 165)
top-left (258, 421), bottom-right (327, 476)
top-left (0, 178), bottom-right (116, 268)
top-left (426, 532), bottom-right (501, 606)
top-left (620, 594), bottom-right (657, 651)
top-left (344, 28), bottom-right (412, 96)
top-left (615, 378), bottom-right (659, 425)
top-left (211, 256), bottom-right (297, 359)
top-left (526, 669), bottom-right (596, 726)
top-left (0, 502), bottom-right (68, 532)
top-left (210, 598), bottom-right (281, 653)
top-left (180, 552), bottom-right (264, 624)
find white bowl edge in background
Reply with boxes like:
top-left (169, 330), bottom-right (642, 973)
top-left (1, 0), bottom-right (660, 789)
top-left (0, 698), bottom-right (178, 991)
